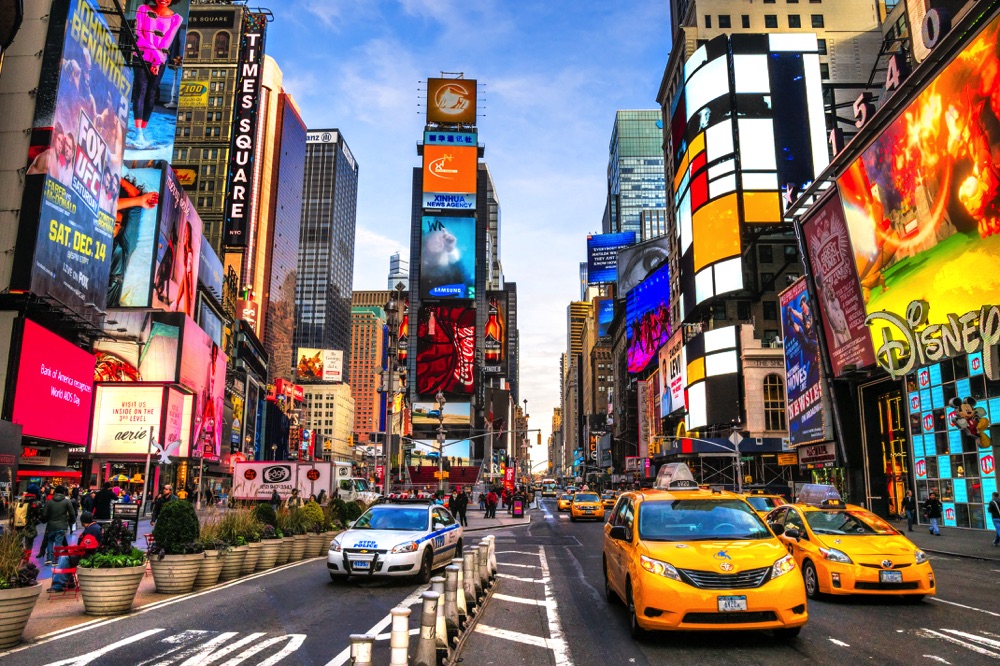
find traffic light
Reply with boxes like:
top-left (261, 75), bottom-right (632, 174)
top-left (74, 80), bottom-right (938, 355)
top-left (537, 432), bottom-right (542, 446)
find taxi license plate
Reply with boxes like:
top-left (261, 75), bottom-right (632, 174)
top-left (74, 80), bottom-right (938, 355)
top-left (717, 595), bottom-right (747, 612)
top-left (351, 560), bottom-right (371, 570)
top-left (879, 570), bottom-right (903, 584)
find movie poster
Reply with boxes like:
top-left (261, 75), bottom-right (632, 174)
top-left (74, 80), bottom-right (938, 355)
top-left (20, 0), bottom-right (132, 313)
top-left (416, 306), bottom-right (476, 396)
top-left (780, 277), bottom-right (826, 445)
top-left (420, 216), bottom-right (476, 299)
top-left (151, 167), bottom-right (202, 317)
top-left (123, 0), bottom-right (191, 162)
top-left (107, 161), bottom-right (162, 307)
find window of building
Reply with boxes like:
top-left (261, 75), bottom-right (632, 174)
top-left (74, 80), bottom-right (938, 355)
top-left (179, 126), bottom-right (190, 137)
top-left (763, 374), bottom-right (787, 431)
top-left (788, 14), bottom-right (801, 28)
top-left (704, 14), bottom-right (712, 28)
top-left (810, 0), bottom-right (822, 3)
top-left (182, 111), bottom-right (192, 121)
top-left (763, 301), bottom-right (778, 320)
top-left (174, 147), bottom-right (188, 161)
top-left (214, 32), bottom-right (230, 58)
top-left (719, 14), bottom-right (731, 28)
top-left (759, 244), bottom-right (774, 263)
top-left (741, 15), bottom-right (751, 28)
top-left (811, 14), bottom-right (825, 28)
top-left (784, 244), bottom-right (798, 260)
top-left (817, 38), bottom-right (827, 54)
top-left (820, 62), bottom-right (830, 79)
top-left (185, 32), bottom-right (200, 58)
top-left (712, 302), bottom-right (727, 320)
top-left (760, 272), bottom-right (775, 291)
top-left (764, 14), bottom-right (778, 28)
top-left (764, 0), bottom-right (776, 3)
top-left (787, 0), bottom-right (799, 3)
top-left (737, 301), bottom-right (752, 321)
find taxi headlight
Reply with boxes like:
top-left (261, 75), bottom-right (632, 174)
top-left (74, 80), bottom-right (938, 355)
top-left (819, 547), bottom-right (852, 564)
top-left (391, 541), bottom-right (419, 554)
top-left (771, 554), bottom-right (796, 579)
top-left (639, 555), bottom-right (681, 581)
top-left (329, 539), bottom-right (342, 553)
top-left (914, 549), bottom-right (929, 564)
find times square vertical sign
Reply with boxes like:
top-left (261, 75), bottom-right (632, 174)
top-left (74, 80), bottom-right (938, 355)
top-left (223, 13), bottom-right (267, 247)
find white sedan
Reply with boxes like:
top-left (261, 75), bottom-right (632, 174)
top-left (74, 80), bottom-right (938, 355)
top-left (327, 502), bottom-right (464, 583)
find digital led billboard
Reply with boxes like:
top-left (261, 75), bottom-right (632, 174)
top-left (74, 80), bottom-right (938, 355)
top-left (838, 12), bottom-right (1000, 340)
top-left (151, 166), bottom-right (202, 317)
top-left (412, 402), bottom-right (471, 427)
top-left (484, 292), bottom-right (507, 375)
top-left (296, 349), bottom-right (344, 383)
top-left (596, 298), bottom-right (615, 338)
top-left (16, 0), bottom-right (131, 314)
top-left (617, 236), bottom-right (670, 294)
top-left (419, 216), bottom-right (476, 299)
top-left (90, 385), bottom-right (164, 455)
top-left (179, 316), bottom-right (226, 460)
top-left (587, 232), bottom-right (636, 285)
top-left (10, 319), bottom-right (95, 446)
top-left (123, 0), bottom-right (191, 162)
top-left (683, 325), bottom-right (740, 430)
top-left (416, 306), bottom-right (475, 396)
top-left (422, 144), bottom-right (477, 197)
top-left (626, 261), bottom-right (671, 374)
top-left (659, 328), bottom-right (686, 416)
top-left (780, 278), bottom-right (825, 445)
top-left (426, 78), bottom-right (477, 125)
top-left (107, 161), bottom-right (161, 307)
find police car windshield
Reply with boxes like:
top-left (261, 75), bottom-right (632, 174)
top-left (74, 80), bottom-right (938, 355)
top-left (747, 496), bottom-right (782, 511)
top-left (353, 507), bottom-right (429, 531)
top-left (574, 493), bottom-right (600, 502)
top-left (804, 510), bottom-right (898, 536)
top-left (638, 499), bottom-right (771, 541)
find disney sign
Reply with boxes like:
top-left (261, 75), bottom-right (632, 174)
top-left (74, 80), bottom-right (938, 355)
top-left (866, 300), bottom-right (1000, 380)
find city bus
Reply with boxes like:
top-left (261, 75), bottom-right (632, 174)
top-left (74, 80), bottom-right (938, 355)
top-left (541, 478), bottom-right (558, 498)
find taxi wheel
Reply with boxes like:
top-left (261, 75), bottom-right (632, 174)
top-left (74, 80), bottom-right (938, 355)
top-left (626, 579), bottom-right (648, 640)
top-left (570, 515), bottom-right (578, 522)
top-left (603, 559), bottom-right (618, 605)
top-left (802, 560), bottom-right (821, 599)
top-left (416, 550), bottom-right (433, 584)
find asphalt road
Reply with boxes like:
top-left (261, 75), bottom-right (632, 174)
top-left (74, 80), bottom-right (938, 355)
top-left (459, 498), bottom-right (1000, 666)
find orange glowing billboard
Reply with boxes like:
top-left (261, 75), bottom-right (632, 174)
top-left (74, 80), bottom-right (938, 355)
top-left (426, 78), bottom-right (477, 125)
top-left (422, 144), bottom-right (477, 196)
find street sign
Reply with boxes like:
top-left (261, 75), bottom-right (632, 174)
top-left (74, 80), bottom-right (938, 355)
top-left (728, 432), bottom-right (744, 447)
top-left (777, 453), bottom-right (798, 466)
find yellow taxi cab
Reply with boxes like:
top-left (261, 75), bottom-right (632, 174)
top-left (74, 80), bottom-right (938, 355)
top-left (570, 491), bottom-right (605, 522)
top-left (603, 463), bottom-right (807, 640)
top-left (557, 493), bottom-right (574, 512)
top-left (765, 485), bottom-right (934, 602)
top-left (743, 490), bottom-right (788, 519)
top-left (602, 491), bottom-right (618, 510)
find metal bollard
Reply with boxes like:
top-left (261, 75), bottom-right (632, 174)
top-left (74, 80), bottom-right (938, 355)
top-left (349, 634), bottom-right (375, 666)
top-left (389, 606), bottom-right (411, 666)
top-left (413, 592), bottom-right (439, 666)
top-left (478, 542), bottom-right (490, 591)
top-left (431, 575), bottom-right (449, 657)
top-left (452, 557), bottom-right (468, 623)
top-left (444, 565), bottom-right (461, 640)
top-left (486, 535), bottom-right (498, 578)
top-left (463, 551), bottom-right (480, 612)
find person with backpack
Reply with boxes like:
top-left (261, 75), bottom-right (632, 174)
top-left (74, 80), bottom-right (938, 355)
top-left (42, 485), bottom-right (76, 565)
top-left (14, 485), bottom-right (44, 552)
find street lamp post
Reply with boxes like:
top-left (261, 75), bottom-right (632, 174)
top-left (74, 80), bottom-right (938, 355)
top-left (435, 391), bottom-right (446, 494)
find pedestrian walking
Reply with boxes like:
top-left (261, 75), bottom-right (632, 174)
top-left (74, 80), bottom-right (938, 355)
top-left (42, 485), bottom-right (76, 565)
top-left (924, 491), bottom-right (942, 536)
top-left (478, 492), bottom-right (486, 511)
top-left (286, 488), bottom-right (304, 509)
top-left (151, 484), bottom-right (177, 525)
top-left (902, 490), bottom-right (917, 532)
top-left (13, 485), bottom-right (44, 553)
top-left (93, 482), bottom-right (116, 521)
top-left (317, 489), bottom-right (327, 505)
top-left (485, 489), bottom-right (498, 519)
top-left (81, 489), bottom-right (95, 513)
top-left (270, 489), bottom-right (281, 511)
top-left (453, 487), bottom-right (469, 527)
top-left (990, 492), bottom-right (1000, 547)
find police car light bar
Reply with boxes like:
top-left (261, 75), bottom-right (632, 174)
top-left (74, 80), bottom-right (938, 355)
top-left (653, 463), bottom-right (699, 490)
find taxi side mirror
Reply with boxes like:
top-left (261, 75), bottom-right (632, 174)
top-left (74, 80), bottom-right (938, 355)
top-left (609, 525), bottom-right (630, 542)
top-left (784, 528), bottom-right (802, 541)
top-left (769, 523), bottom-right (785, 536)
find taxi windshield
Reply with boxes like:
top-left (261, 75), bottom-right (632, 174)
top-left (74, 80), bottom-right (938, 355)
top-left (804, 510), bottom-right (899, 536)
top-left (746, 496), bottom-right (782, 512)
top-left (638, 499), bottom-right (771, 541)
top-left (559, 494), bottom-right (573, 501)
top-left (602, 493), bottom-right (616, 499)
top-left (353, 507), bottom-right (429, 531)
top-left (574, 493), bottom-right (600, 502)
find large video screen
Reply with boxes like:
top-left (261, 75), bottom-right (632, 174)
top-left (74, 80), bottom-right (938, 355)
top-left (596, 298), bottom-right (615, 338)
top-left (416, 306), bottom-right (476, 396)
top-left (483, 292), bottom-right (507, 375)
top-left (780, 277), bottom-right (825, 445)
top-left (151, 167), bottom-right (202, 317)
top-left (587, 232), bottom-right (636, 285)
top-left (626, 261), bottom-right (671, 374)
top-left (422, 144), bottom-right (477, 196)
top-left (419, 216), bottom-right (476, 299)
top-left (107, 161), bottom-right (161, 307)
top-left (11, 319), bottom-right (95, 446)
top-left (838, 12), bottom-right (1000, 331)
top-left (617, 236), bottom-right (669, 294)
top-left (179, 316), bottom-right (226, 461)
top-left (426, 78), bottom-right (477, 125)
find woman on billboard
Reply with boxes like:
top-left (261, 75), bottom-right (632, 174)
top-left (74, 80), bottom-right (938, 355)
top-left (131, 0), bottom-right (183, 148)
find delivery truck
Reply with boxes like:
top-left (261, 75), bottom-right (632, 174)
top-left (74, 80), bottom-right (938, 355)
top-left (231, 461), bottom-right (380, 505)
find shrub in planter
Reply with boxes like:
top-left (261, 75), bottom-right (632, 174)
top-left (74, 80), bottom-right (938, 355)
top-left (149, 500), bottom-right (203, 594)
top-left (217, 509), bottom-right (260, 581)
top-left (0, 529), bottom-right (41, 649)
top-left (299, 502), bottom-right (328, 557)
top-left (77, 519), bottom-right (146, 616)
top-left (253, 503), bottom-right (277, 528)
top-left (273, 509), bottom-right (293, 565)
top-left (328, 498), bottom-right (349, 526)
top-left (345, 501), bottom-right (364, 523)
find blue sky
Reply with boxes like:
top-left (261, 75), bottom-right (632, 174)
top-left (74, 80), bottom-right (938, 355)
top-left (267, 0), bottom-right (672, 464)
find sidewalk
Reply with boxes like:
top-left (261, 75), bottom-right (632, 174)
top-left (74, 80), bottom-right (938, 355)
top-left (463, 503), bottom-right (533, 532)
top-left (898, 519), bottom-right (1000, 562)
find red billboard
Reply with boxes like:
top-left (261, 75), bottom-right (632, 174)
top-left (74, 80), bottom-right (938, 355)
top-left (416, 306), bottom-right (475, 396)
top-left (802, 190), bottom-right (876, 376)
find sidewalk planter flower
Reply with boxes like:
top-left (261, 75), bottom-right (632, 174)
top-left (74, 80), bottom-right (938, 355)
top-left (77, 520), bottom-right (146, 616)
top-left (149, 500), bottom-right (203, 594)
top-left (0, 529), bottom-right (41, 649)
top-left (274, 509), bottom-right (294, 565)
top-left (217, 509), bottom-right (262, 580)
top-left (255, 526), bottom-right (281, 571)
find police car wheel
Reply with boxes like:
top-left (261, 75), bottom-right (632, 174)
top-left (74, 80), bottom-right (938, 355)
top-left (330, 574), bottom-right (349, 584)
top-left (416, 550), bottom-right (433, 584)
top-left (455, 539), bottom-right (463, 557)
top-left (773, 627), bottom-right (801, 641)
top-left (802, 560), bottom-right (821, 599)
top-left (626, 579), bottom-right (647, 640)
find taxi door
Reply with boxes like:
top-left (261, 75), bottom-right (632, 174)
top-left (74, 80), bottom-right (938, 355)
top-left (431, 508), bottom-right (457, 566)
top-left (606, 497), bottom-right (635, 597)
top-left (777, 507), bottom-right (815, 565)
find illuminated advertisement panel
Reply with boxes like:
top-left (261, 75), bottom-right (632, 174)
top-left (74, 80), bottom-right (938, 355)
top-left (123, 0), bottom-right (191, 162)
top-left (801, 190), bottom-right (875, 376)
top-left (684, 326), bottom-right (741, 430)
top-left (587, 232), bottom-right (636, 285)
top-left (484, 292), bottom-right (507, 375)
top-left (596, 298), bottom-right (615, 338)
top-left (411, 439), bottom-right (471, 466)
top-left (416, 306), bottom-right (475, 396)
top-left (107, 161), bottom-right (162, 307)
top-left (179, 316), bottom-right (226, 461)
top-left (419, 216), bottom-right (476, 300)
top-left (295, 349), bottom-right (344, 382)
top-left (838, 13), bottom-right (1000, 365)
top-left (424, 130), bottom-right (477, 147)
top-left (426, 78), bottom-right (477, 125)
top-left (618, 236), bottom-right (670, 294)
top-left (412, 402), bottom-right (471, 427)
top-left (626, 261), bottom-right (671, 374)
top-left (780, 278), bottom-right (825, 445)
top-left (15, 0), bottom-right (131, 314)
top-left (422, 144), bottom-right (477, 196)
top-left (10, 319), bottom-right (95, 446)
top-left (151, 167), bottom-right (202, 317)
top-left (89, 385), bottom-right (164, 455)
top-left (659, 328), bottom-right (686, 416)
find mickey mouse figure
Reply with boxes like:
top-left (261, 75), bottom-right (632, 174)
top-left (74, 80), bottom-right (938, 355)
top-left (949, 397), bottom-right (992, 449)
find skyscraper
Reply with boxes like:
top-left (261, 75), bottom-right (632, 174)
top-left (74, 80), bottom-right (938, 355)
top-left (606, 110), bottom-right (666, 236)
top-left (294, 130), bottom-right (359, 363)
top-left (388, 251), bottom-right (409, 290)
top-left (349, 306), bottom-right (387, 445)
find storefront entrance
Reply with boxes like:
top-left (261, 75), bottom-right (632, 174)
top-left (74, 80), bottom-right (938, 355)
top-left (859, 377), bottom-right (912, 520)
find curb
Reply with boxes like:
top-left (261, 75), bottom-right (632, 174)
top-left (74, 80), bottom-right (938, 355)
top-left (446, 574), bottom-right (498, 666)
top-left (920, 547), bottom-right (1000, 563)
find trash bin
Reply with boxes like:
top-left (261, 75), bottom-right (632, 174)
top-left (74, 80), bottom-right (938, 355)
top-left (512, 496), bottom-right (525, 518)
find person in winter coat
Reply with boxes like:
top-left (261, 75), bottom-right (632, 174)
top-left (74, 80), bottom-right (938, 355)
top-left (13, 485), bottom-right (45, 552)
top-left (42, 485), bottom-right (77, 565)
top-left (151, 484), bottom-right (178, 524)
top-left (485, 489), bottom-right (499, 519)
top-left (270, 490), bottom-right (281, 511)
top-left (50, 512), bottom-right (103, 593)
top-left (901, 490), bottom-right (917, 533)
top-left (924, 491), bottom-right (943, 536)
top-left (452, 487), bottom-right (469, 527)
top-left (93, 482), bottom-right (117, 521)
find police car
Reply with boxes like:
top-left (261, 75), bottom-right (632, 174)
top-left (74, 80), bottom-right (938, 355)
top-left (327, 501), bottom-right (463, 583)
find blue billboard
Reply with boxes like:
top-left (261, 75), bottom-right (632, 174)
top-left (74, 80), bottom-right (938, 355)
top-left (625, 261), bottom-right (670, 374)
top-left (587, 232), bottom-right (636, 285)
top-left (597, 298), bottom-right (615, 338)
top-left (420, 216), bottom-right (476, 300)
top-left (780, 277), bottom-right (825, 445)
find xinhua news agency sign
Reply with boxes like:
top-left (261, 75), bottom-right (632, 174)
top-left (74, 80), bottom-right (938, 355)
top-left (866, 300), bottom-right (1000, 380)
top-left (223, 13), bottom-right (267, 247)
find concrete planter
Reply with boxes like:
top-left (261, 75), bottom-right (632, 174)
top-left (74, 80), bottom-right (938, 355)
top-left (0, 584), bottom-right (42, 649)
top-left (194, 550), bottom-right (224, 589)
top-left (241, 541), bottom-right (263, 575)
top-left (288, 535), bottom-right (307, 561)
top-left (305, 533), bottom-right (327, 558)
top-left (275, 537), bottom-right (293, 565)
top-left (77, 565), bottom-right (145, 616)
top-left (150, 552), bottom-right (204, 594)
top-left (256, 540), bottom-right (281, 571)
top-left (218, 546), bottom-right (248, 582)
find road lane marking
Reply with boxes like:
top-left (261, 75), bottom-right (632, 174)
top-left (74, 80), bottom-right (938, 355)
top-left (538, 546), bottom-right (572, 666)
top-left (495, 550), bottom-right (541, 556)
top-left (829, 638), bottom-right (850, 647)
top-left (920, 629), bottom-right (1000, 658)
top-left (475, 624), bottom-right (549, 648)
top-left (923, 657), bottom-right (952, 664)
top-left (941, 630), bottom-right (1000, 650)
top-left (323, 585), bottom-right (426, 666)
top-left (43, 629), bottom-right (166, 666)
top-left (220, 633), bottom-right (305, 666)
top-left (931, 597), bottom-right (1000, 618)
top-left (373, 629), bottom-right (420, 640)
top-left (496, 573), bottom-right (549, 583)
top-left (492, 592), bottom-right (553, 607)
top-left (499, 562), bottom-right (539, 569)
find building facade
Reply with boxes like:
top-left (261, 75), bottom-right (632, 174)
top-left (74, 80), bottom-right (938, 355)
top-left (349, 306), bottom-right (387, 445)
top-left (605, 110), bottom-right (667, 237)
top-left (388, 251), bottom-right (409, 290)
top-left (303, 383), bottom-right (355, 462)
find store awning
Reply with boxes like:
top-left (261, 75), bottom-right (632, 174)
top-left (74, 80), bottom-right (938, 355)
top-left (17, 466), bottom-right (83, 479)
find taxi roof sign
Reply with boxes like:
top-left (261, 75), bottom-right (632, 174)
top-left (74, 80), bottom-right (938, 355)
top-left (653, 462), bottom-right (699, 490)
top-left (797, 484), bottom-right (844, 507)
